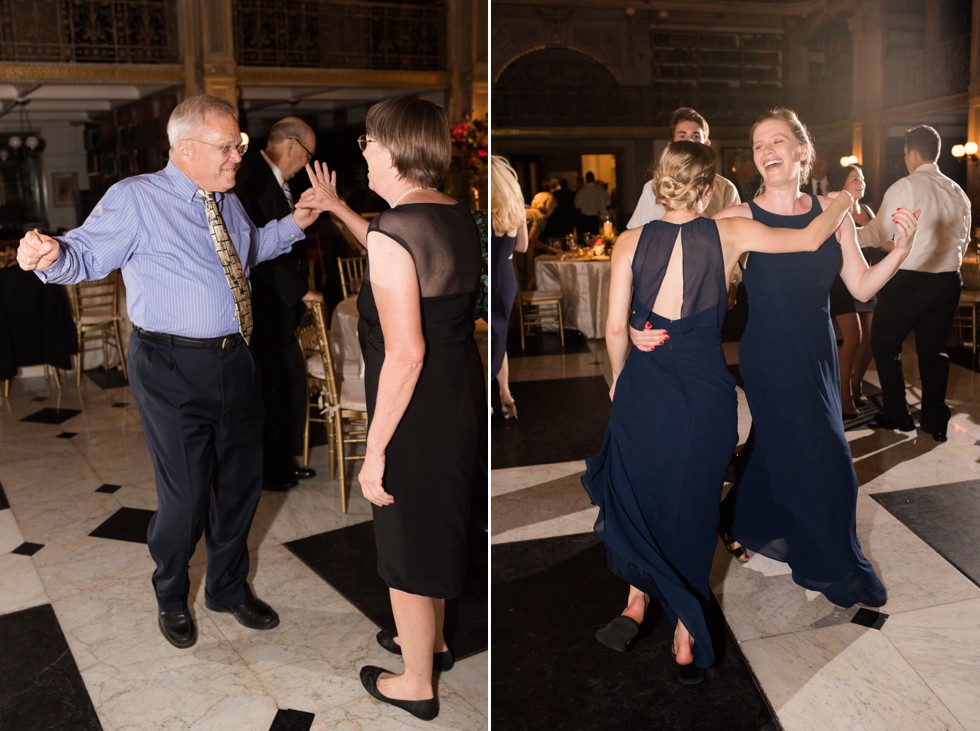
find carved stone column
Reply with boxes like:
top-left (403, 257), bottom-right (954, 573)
top-left (198, 0), bottom-right (239, 107)
top-left (968, 0), bottom-right (980, 223)
top-left (849, 1), bottom-right (886, 200)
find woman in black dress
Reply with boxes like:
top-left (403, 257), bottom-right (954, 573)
top-left (490, 155), bottom-right (529, 418)
top-left (342, 97), bottom-right (483, 721)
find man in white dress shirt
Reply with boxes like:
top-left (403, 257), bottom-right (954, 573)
top-left (857, 125), bottom-right (971, 442)
top-left (627, 107), bottom-right (740, 228)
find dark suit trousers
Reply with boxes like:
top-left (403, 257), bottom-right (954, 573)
top-left (253, 339), bottom-right (307, 476)
top-left (128, 331), bottom-right (264, 611)
top-left (871, 269), bottom-right (962, 430)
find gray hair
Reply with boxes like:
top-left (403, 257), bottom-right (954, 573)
top-left (167, 95), bottom-right (238, 148)
top-left (268, 118), bottom-right (313, 145)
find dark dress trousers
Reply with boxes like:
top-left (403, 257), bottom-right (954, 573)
top-left (234, 152), bottom-right (310, 480)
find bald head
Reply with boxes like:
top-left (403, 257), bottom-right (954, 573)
top-left (265, 117), bottom-right (316, 180)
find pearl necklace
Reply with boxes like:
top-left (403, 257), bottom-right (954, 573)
top-left (391, 186), bottom-right (433, 207)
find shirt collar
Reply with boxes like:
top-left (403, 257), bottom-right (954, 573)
top-left (259, 150), bottom-right (286, 187)
top-left (164, 160), bottom-right (228, 203)
top-left (913, 162), bottom-right (939, 175)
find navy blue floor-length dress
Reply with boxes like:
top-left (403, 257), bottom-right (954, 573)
top-left (720, 195), bottom-right (886, 608)
top-left (582, 217), bottom-right (738, 669)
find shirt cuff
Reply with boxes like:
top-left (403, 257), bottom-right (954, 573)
top-left (34, 241), bottom-right (69, 282)
top-left (277, 214), bottom-right (305, 245)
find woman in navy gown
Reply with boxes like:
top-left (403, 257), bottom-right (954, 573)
top-left (704, 108), bottom-right (916, 608)
top-left (583, 142), bottom-right (856, 682)
top-left (490, 155), bottom-right (528, 418)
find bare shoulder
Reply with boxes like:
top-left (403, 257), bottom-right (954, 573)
top-left (713, 202), bottom-right (753, 220)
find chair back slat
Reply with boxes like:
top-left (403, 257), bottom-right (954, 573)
top-left (337, 256), bottom-right (367, 299)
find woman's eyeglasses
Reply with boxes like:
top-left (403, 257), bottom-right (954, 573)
top-left (357, 135), bottom-right (374, 152)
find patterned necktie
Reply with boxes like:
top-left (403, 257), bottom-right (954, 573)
top-left (199, 189), bottom-right (252, 343)
top-left (282, 182), bottom-right (294, 211)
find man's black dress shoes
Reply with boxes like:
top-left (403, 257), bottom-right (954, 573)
top-left (262, 475), bottom-right (298, 492)
top-left (158, 608), bottom-right (197, 648)
top-left (292, 463), bottom-right (316, 480)
top-left (871, 414), bottom-right (916, 432)
top-left (205, 596), bottom-right (280, 630)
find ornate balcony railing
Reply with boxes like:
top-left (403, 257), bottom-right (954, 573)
top-left (492, 86), bottom-right (793, 130)
top-left (0, 0), bottom-right (178, 64)
top-left (234, 0), bottom-right (447, 71)
top-left (884, 35), bottom-right (970, 108)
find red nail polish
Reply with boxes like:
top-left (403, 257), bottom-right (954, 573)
top-left (645, 322), bottom-right (652, 329)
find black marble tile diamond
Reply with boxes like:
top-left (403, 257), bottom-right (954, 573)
top-left (30, 396), bottom-right (47, 402)
top-left (492, 532), bottom-right (776, 730)
top-left (851, 608), bottom-right (888, 630)
top-left (89, 507), bottom-right (153, 544)
top-left (285, 520), bottom-right (487, 661)
top-left (83, 367), bottom-right (129, 389)
top-left (56, 432), bottom-right (78, 439)
top-left (20, 407), bottom-right (81, 425)
top-left (0, 480), bottom-right (8, 511)
top-left (505, 325), bottom-right (591, 357)
top-left (95, 484), bottom-right (121, 494)
top-left (0, 604), bottom-right (102, 730)
top-left (873, 479), bottom-right (980, 588)
top-left (491, 376), bottom-right (610, 469)
top-left (269, 708), bottom-right (315, 731)
top-left (12, 542), bottom-right (43, 556)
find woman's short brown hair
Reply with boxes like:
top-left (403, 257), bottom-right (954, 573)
top-left (365, 96), bottom-right (452, 189)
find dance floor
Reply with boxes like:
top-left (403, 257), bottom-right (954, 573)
top-left (0, 367), bottom-right (487, 730)
top-left (493, 331), bottom-right (980, 731)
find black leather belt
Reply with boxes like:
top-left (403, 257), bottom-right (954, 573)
top-left (135, 326), bottom-right (243, 350)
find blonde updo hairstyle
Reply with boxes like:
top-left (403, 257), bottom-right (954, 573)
top-left (653, 140), bottom-right (718, 212)
top-left (750, 107), bottom-right (814, 186)
top-left (530, 191), bottom-right (556, 214)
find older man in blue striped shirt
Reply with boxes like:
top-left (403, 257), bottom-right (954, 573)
top-left (18, 94), bottom-right (336, 649)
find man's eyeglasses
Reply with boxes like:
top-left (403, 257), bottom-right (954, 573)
top-left (184, 138), bottom-right (248, 157)
top-left (288, 137), bottom-right (314, 161)
top-left (357, 135), bottom-right (374, 152)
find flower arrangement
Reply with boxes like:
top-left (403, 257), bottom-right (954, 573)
top-left (590, 234), bottom-right (615, 256)
top-left (450, 112), bottom-right (488, 175)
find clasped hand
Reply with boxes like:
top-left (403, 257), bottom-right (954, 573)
top-left (291, 161), bottom-right (346, 228)
top-left (890, 207), bottom-right (921, 252)
top-left (17, 229), bottom-right (61, 271)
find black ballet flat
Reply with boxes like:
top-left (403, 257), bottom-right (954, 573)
top-left (678, 664), bottom-right (706, 686)
top-left (595, 615), bottom-right (640, 652)
top-left (360, 665), bottom-right (438, 721)
top-left (671, 640), bottom-right (706, 686)
top-left (376, 630), bottom-right (455, 671)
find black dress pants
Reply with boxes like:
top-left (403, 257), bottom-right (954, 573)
top-left (871, 269), bottom-right (962, 431)
top-left (128, 331), bottom-right (264, 612)
top-left (253, 338), bottom-right (307, 479)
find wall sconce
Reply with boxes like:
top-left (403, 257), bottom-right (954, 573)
top-left (839, 155), bottom-right (859, 167)
top-left (951, 141), bottom-right (978, 163)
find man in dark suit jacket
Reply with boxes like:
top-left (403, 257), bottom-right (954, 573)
top-left (235, 117), bottom-right (323, 490)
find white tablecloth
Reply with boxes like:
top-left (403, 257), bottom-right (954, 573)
top-left (330, 295), bottom-right (364, 378)
top-left (534, 256), bottom-right (611, 339)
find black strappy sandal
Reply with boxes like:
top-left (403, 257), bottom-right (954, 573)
top-left (718, 527), bottom-right (750, 563)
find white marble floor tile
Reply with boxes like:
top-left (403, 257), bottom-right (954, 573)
top-left (739, 624), bottom-right (964, 731)
top-left (490, 460), bottom-right (585, 497)
top-left (0, 553), bottom-right (49, 615)
top-left (884, 598), bottom-right (980, 731)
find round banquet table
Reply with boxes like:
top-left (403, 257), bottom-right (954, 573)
top-left (533, 254), bottom-right (611, 339)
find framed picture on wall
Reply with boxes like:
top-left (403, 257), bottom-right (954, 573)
top-left (52, 173), bottom-right (79, 207)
